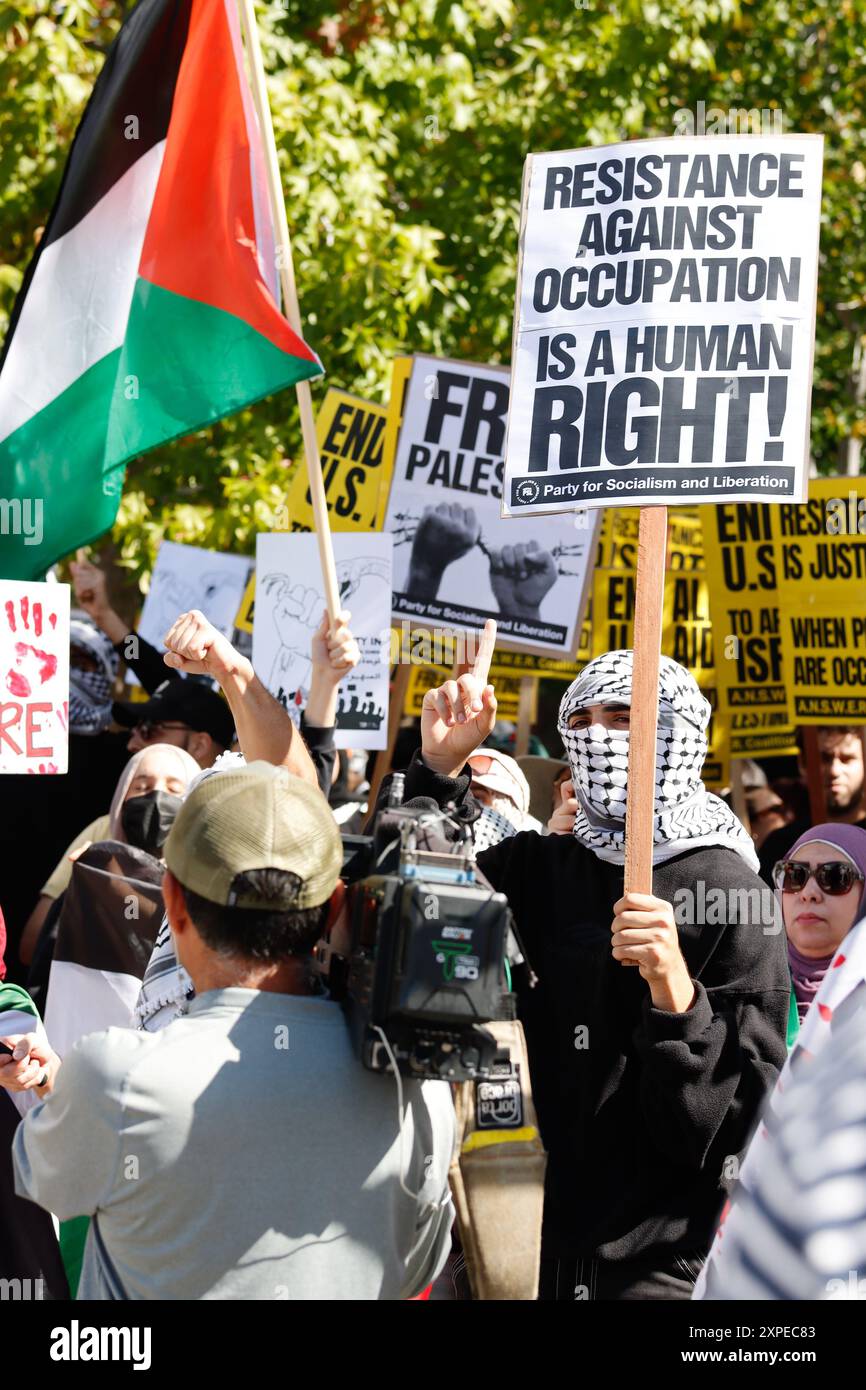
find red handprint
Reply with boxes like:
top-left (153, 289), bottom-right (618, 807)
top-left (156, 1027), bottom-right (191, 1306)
top-left (4, 597), bottom-right (58, 697)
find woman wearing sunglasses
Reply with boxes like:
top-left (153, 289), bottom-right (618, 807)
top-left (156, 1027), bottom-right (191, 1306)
top-left (774, 823), bottom-right (866, 1033)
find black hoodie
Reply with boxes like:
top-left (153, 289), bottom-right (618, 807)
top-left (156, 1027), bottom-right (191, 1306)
top-left (382, 752), bottom-right (790, 1264)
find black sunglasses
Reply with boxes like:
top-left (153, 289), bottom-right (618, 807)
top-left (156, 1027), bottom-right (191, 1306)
top-left (773, 859), bottom-right (865, 896)
top-left (135, 720), bottom-right (191, 741)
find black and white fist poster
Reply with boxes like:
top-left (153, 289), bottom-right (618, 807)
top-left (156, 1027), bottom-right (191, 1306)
top-left (382, 354), bottom-right (600, 654)
top-left (252, 532), bottom-right (392, 749)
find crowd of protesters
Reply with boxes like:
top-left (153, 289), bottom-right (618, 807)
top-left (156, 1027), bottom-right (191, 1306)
top-left (1, 559), bottom-right (865, 1301)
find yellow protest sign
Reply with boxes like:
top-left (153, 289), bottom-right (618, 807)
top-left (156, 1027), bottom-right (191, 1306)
top-left (704, 478), bottom-right (866, 751)
top-left (403, 663), bottom-right (532, 722)
top-left (775, 477), bottom-right (866, 723)
top-left (233, 572), bottom-right (256, 634)
top-left (591, 510), bottom-right (728, 788)
top-left (702, 502), bottom-right (794, 757)
top-left (489, 650), bottom-right (581, 681)
top-left (285, 389), bottom-right (391, 532)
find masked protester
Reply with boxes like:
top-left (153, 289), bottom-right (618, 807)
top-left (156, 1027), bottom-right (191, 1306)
top-left (106, 744), bottom-right (199, 855)
top-left (25, 745), bottom-right (199, 1011)
top-left (375, 647), bottom-right (791, 1301)
top-left (67, 615), bottom-right (119, 736)
top-left (467, 749), bottom-right (542, 851)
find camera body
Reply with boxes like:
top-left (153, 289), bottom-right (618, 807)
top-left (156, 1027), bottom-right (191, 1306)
top-left (325, 794), bottom-right (515, 1081)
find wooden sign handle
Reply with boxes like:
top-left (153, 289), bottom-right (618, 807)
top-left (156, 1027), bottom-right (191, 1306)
top-left (623, 506), bottom-right (668, 895)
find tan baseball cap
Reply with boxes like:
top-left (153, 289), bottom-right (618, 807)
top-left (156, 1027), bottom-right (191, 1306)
top-left (164, 761), bottom-right (342, 910)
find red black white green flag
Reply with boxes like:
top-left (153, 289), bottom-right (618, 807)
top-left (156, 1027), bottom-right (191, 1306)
top-left (0, 0), bottom-right (321, 581)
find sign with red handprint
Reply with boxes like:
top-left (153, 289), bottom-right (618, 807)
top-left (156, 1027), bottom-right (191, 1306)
top-left (0, 580), bottom-right (70, 774)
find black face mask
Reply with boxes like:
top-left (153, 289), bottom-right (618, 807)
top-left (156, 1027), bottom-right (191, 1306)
top-left (121, 791), bottom-right (183, 856)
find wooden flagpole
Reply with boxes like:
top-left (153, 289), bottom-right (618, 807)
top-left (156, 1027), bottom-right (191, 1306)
top-left (236, 0), bottom-right (341, 621)
top-left (624, 506), bottom-right (668, 895)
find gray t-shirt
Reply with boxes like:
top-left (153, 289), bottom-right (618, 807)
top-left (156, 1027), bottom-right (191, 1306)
top-left (13, 988), bottom-right (455, 1300)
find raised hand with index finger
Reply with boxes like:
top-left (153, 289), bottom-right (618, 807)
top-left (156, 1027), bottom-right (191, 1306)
top-left (420, 619), bottom-right (498, 778)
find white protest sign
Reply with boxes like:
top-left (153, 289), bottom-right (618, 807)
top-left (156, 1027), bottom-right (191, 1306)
top-left (382, 355), bottom-right (600, 653)
top-left (253, 532), bottom-right (392, 750)
top-left (504, 134), bottom-right (823, 515)
top-left (133, 541), bottom-right (252, 677)
top-left (0, 579), bottom-right (70, 774)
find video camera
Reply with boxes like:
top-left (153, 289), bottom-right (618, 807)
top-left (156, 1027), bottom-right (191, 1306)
top-left (318, 773), bottom-right (516, 1082)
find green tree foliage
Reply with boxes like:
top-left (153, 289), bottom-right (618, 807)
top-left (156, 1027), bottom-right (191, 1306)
top-left (1, 0), bottom-right (864, 592)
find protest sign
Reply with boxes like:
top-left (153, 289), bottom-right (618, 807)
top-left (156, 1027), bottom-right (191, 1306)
top-left (253, 532), bottom-right (392, 749)
top-left (490, 650), bottom-right (581, 680)
top-left (404, 662), bottom-right (528, 723)
top-left (776, 477), bottom-right (866, 723)
top-left (503, 135), bottom-right (823, 516)
top-left (591, 561), bottom-right (727, 788)
top-left (133, 542), bottom-right (252, 679)
top-left (285, 389), bottom-right (391, 532)
top-left (780, 594), bottom-right (866, 723)
top-left (233, 571), bottom-right (256, 635)
top-left (702, 501), bottom-right (795, 756)
top-left (0, 579), bottom-right (70, 774)
top-left (383, 354), bottom-right (600, 653)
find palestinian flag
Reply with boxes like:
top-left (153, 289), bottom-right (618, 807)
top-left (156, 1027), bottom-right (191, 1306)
top-left (43, 841), bottom-right (165, 1061)
top-left (0, 0), bottom-right (321, 581)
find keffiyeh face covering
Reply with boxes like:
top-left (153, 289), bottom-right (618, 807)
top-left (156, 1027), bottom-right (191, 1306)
top-left (68, 615), bottom-right (119, 736)
top-left (558, 649), bottom-right (759, 870)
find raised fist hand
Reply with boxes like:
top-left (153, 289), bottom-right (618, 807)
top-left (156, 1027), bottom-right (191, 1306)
top-left (70, 550), bottom-right (110, 618)
top-left (488, 539), bottom-right (557, 620)
top-left (311, 608), bottom-right (360, 686)
top-left (163, 609), bottom-right (240, 683)
top-left (405, 504), bottom-right (481, 597)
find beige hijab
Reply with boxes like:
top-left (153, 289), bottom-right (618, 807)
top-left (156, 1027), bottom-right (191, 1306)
top-left (107, 743), bottom-right (201, 842)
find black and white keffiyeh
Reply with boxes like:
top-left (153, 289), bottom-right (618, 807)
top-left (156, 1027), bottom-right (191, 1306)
top-left (558, 649), bottom-right (758, 871)
top-left (472, 800), bottom-right (542, 854)
top-left (69, 614), bottom-right (119, 736)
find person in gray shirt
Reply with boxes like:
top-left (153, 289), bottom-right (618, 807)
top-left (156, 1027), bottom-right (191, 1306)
top-left (11, 762), bottom-right (456, 1300)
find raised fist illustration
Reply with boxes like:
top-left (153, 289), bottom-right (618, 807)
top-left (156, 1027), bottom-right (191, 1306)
top-left (404, 503), bottom-right (481, 598)
top-left (488, 539), bottom-right (557, 621)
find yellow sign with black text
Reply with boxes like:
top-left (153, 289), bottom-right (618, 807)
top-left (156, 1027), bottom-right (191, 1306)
top-left (404, 663), bottom-right (532, 722)
top-left (285, 389), bottom-right (391, 532)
